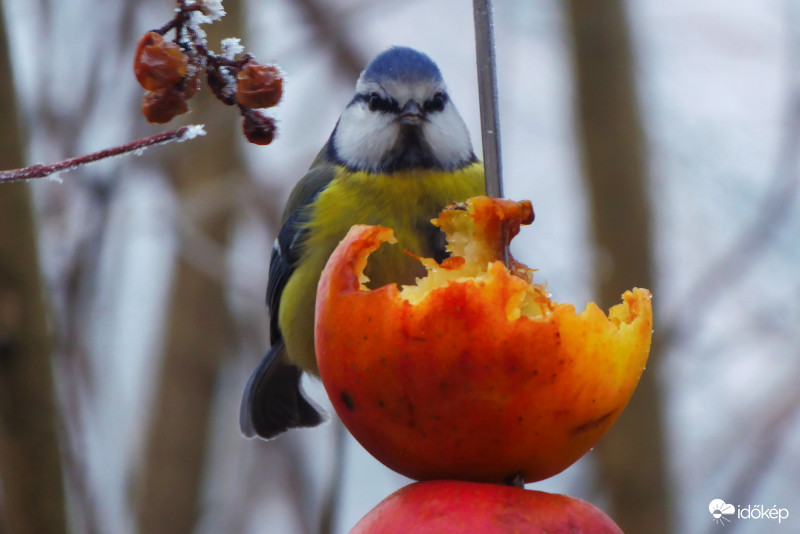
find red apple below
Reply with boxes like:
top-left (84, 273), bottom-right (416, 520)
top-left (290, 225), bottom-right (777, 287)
top-left (351, 480), bottom-right (623, 534)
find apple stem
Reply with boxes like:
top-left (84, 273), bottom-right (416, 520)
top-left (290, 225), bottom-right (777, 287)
top-left (504, 472), bottom-right (525, 489)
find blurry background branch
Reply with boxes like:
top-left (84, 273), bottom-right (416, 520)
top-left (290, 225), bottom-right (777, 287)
top-left (658, 5), bottom-right (800, 351)
top-left (713, 360), bottom-right (800, 534)
top-left (135, 1), bottom-right (244, 532)
top-left (0, 2), bottom-right (68, 532)
top-left (564, 1), bottom-right (671, 532)
top-left (293, 0), bottom-right (367, 81)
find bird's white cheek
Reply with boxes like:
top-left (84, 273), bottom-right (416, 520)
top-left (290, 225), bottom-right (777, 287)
top-left (334, 110), bottom-right (398, 170)
top-left (424, 109), bottom-right (473, 166)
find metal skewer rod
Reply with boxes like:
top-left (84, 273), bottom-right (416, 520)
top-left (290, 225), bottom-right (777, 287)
top-left (473, 0), bottom-right (504, 199)
top-left (473, 0), bottom-right (510, 266)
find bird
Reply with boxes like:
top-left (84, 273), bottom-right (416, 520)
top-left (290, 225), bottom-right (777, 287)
top-left (240, 46), bottom-right (485, 439)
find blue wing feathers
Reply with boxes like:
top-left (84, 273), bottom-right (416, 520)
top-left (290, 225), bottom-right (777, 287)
top-left (242, 161), bottom-right (338, 439)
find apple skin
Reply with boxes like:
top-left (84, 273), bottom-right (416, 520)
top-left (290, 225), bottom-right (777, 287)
top-left (315, 197), bottom-right (652, 483)
top-left (351, 480), bottom-right (623, 534)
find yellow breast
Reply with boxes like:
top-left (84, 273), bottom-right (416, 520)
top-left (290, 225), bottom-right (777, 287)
top-left (279, 162), bottom-right (485, 373)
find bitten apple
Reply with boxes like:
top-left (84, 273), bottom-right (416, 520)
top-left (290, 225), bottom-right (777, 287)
top-left (315, 197), bottom-right (652, 483)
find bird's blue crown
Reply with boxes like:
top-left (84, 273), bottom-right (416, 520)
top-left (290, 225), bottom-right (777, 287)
top-left (360, 46), bottom-right (443, 84)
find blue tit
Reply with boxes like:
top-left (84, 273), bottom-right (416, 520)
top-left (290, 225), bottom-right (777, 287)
top-left (240, 46), bottom-right (485, 439)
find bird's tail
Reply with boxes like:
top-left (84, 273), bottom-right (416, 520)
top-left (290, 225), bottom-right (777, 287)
top-left (239, 340), bottom-right (326, 439)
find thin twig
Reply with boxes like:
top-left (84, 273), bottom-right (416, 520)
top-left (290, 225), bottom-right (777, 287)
top-left (0, 125), bottom-right (205, 184)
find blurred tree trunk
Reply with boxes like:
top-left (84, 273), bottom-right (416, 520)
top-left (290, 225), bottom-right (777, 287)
top-left (564, 1), bottom-right (672, 533)
top-left (294, 0), bottom-right (366, 80)
top-left (0, 4), bottom-right (68, 533)
top-left (136, 2), bottom-right (243, 533)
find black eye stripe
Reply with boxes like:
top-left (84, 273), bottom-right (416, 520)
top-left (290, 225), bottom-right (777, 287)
top-left (423, 92), bottom-right (447, 113)
top-left (356, 92), bottom-right (400, 113)
top-left (353, 91), bottom-right (447, 114)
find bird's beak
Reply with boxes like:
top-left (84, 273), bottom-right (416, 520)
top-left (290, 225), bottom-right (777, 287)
top-left (399, 101), bottom-right (424, 126)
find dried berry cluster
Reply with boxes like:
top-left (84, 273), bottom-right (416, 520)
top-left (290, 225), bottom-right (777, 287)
top-left (134, 0), bottom-right (282, 145)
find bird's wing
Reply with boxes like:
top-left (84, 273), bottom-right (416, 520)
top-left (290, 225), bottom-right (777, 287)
top-left (267, 160), bottom-right (339, 345)
top-left (241, 158), bottom-right (338, 439)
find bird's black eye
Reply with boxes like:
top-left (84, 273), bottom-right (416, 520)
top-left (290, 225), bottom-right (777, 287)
top-left (424, 92), bottom-right (446, 113)
top-left (368, 93), bottom-right (394, 113)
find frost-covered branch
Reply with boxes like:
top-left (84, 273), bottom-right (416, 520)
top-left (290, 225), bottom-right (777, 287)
top-left (0, 125), bottom-right (205, 184)
top-left (135, 0), bottom-right (283, 144)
